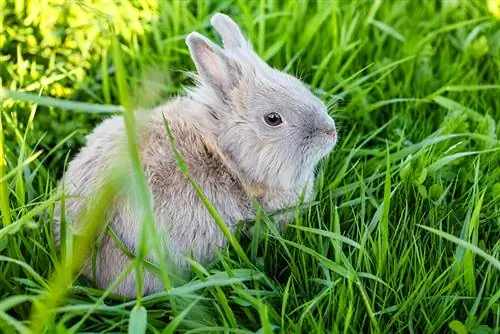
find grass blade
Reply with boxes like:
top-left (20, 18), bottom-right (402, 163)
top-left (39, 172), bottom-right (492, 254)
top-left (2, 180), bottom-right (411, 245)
top-left (418, 225), bottom-right (500, 272)
top-left (0, 88), bottom-right (124, 113)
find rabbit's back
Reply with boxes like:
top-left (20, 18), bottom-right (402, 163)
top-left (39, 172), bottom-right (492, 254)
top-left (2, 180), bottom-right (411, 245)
top-left (53, 114), bottom-right (129, 245)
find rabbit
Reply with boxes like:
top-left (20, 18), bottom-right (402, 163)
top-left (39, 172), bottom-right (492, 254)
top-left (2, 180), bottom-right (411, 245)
top-left (53, 13), bottom-right (338, 298)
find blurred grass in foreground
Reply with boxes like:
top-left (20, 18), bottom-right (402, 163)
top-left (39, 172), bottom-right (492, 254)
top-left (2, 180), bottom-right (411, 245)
top-left (1, 0), bottom-right (500, 332)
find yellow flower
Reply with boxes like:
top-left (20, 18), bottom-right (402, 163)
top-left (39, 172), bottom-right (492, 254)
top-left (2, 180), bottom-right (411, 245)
top-left (488, 0), bottom-right (500, 19)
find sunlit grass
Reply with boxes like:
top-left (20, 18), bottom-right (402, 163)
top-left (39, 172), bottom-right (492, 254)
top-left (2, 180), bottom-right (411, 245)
top-left (0, 0), bottom-right (499, 333)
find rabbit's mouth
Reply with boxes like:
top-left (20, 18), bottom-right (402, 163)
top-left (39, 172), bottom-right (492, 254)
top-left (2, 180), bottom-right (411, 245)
top-left (308, 127), bottom-right (338, 161)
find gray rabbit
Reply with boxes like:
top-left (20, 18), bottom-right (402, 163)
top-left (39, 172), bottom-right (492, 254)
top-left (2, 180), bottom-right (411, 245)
top-left (53, 13), bottom-right (337, 297)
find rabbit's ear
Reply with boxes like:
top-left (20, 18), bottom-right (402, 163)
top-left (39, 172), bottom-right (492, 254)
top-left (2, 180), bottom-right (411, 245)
top-left (210, 13), bottom-right (251, 50)
top-left (186, 32), bottom-right (240, 97)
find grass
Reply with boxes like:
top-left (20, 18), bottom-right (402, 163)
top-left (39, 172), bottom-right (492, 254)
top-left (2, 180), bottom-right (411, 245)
top-left (1, 0), bottom-right (500, 332)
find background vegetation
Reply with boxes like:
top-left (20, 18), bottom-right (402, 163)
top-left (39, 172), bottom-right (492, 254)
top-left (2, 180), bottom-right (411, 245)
top-left (0, 0), bottom-right (499, 332)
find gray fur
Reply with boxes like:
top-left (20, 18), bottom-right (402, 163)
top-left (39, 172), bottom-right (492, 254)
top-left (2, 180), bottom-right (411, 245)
top-left (53, 13), bottom-right (337, 297)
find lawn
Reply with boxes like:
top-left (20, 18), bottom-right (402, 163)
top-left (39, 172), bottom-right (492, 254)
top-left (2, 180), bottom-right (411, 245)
top-left (1, 0), bottom-right (499, 333)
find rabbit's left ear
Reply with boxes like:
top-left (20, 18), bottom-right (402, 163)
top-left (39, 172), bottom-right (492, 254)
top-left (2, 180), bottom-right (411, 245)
top-left (186, 32), bottom-right (241, 98)
top-left (210, 13), bottom-right (252, 50)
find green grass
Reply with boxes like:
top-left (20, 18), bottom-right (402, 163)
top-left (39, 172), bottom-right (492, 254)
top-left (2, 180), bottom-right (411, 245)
top-left (1, 0), bottom-right (500, 332)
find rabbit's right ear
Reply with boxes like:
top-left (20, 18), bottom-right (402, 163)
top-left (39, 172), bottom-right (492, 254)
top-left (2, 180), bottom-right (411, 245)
top-left (210, 13), bottom-right (251, 50)
top-left (186, 32), bottom-right (241, 99)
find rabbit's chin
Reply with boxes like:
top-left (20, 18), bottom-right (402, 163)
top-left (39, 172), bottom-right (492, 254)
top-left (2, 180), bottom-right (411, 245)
top-left (309, 137), bottom-right (337, 165)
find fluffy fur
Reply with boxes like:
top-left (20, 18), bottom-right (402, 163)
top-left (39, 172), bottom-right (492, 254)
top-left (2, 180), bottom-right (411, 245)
top-left (53, 13), bottom-right (337, 297)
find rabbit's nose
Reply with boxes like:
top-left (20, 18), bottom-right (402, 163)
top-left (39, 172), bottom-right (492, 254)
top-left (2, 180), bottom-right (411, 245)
top-left (325, 129), bottom-right (336, 138)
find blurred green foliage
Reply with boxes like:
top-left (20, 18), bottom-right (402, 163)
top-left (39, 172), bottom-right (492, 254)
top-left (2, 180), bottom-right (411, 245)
top-left (1, 0), bottom-right (158, 170)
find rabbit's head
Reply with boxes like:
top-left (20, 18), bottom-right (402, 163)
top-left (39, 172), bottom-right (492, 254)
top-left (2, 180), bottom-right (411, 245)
top-left (186, 13), bottom-right (337, 190)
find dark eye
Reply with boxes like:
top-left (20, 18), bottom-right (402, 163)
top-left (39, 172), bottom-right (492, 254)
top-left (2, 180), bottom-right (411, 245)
top-left (264, 112), bottom-right (283, 126)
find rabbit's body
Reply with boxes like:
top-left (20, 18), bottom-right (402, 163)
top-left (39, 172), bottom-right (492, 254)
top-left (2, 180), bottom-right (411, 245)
top-left (54, 13), bottom-right (336, 297)
top-left (55, 97), bottom-right (314, 296)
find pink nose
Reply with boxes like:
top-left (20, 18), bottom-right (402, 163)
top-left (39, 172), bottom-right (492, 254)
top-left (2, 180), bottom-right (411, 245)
top-left (325, 130), bottom-right (336, 138)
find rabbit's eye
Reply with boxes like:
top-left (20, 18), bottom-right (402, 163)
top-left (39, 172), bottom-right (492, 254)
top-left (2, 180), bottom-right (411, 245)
top-left (264, 112), bottom-right (283, 126)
